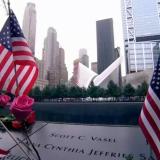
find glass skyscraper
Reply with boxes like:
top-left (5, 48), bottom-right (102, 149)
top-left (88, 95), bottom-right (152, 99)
top-left (121, 0), bottom-right (160, 73)
top-left (96, 18), bottom-right (115, 74)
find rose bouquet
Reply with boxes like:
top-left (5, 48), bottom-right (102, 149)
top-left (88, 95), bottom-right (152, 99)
top-left (0, 94), bottom-right (41, 160)
top-left (0, 94), bottom-right (35, 130)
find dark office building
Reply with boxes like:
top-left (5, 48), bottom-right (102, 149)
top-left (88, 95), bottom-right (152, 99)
top-left (96, 18), bottom-right (115, 74)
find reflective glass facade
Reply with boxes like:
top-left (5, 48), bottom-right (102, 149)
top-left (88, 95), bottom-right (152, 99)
top-left (122, 0), bottom-right (160, 73)
top-left (96, 19), bottom-right (115, 74)
top-left (127, 42), bottom-right (159, 72)
top-left (133, 0), bottom-right (160, 37)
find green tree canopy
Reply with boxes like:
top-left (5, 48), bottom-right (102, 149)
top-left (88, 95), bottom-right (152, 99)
top-left (69, 86), bottom-right (83, 98)
top-left (135, 81), bottom-right (148, 96)
top-left (123, 83), bottom-right (135, 97)
top-left (42, 85), bottom-right (52, 99)
top-left (55, 85), bottom-right (68, 99)
top-left (31, 86), bottom-right (42, 101)
top-left (107, 80), bottom-right (121, 97)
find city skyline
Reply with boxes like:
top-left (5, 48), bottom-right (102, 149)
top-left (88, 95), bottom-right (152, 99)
top-left (0, 0), bottom-right (124, 78)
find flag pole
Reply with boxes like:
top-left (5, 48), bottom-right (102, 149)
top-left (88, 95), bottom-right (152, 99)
top-left (0, 120), bottom-right (33, 160)
top-left (0, 2), bottom-right (32, 159)
top-left (7, 0), bottom-right (20, 96)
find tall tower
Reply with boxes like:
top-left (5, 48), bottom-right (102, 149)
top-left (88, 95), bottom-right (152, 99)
top-left (43, 27), bottom-right (68, 86)
top-left (79, 48), bottom-right (89, 68)
top-left (43, 27), bottom-right (59, 84)
top-left (43, 28), bottom-right (58, 71)
top-left (22, 3), bottom-right (36, 56)
top-left (122, 0), bottom-right (160, 73)
top-left (96, 18), bottom-right (116, 74)
top-left (59, 48), bottom-right (68, 84)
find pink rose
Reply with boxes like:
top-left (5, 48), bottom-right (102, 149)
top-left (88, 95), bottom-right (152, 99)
top-left (0, 95), bottom-right (11, 107)
top-left (10, 95), bottom-right (34, 121)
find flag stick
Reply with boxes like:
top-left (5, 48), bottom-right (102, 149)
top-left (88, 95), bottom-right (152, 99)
top-left (0, 120), bottom-right (33, 160)
top-left (7, 0), bottom-right (20, 95)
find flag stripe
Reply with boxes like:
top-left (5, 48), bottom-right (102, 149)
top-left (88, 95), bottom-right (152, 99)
top-left (12, 46), bottom-right (32, 53)
top-left (11, 37), bottom-right (28, 43)
top-left (143, 104), bottom-right (160, 140)
top-left (140, 111), bottom-right (160, 150)
top-left (15, 66), bottom-right (33, 95)
top-left (13, 51), bottom-right (32, 56)
top-left (3, 68), bottom-right (15, 90)
top-left (11, 66), bottom-right (29, 94)
top-left (12, 60), bottom-right (36, 66)
top-left (12, 41), bottom-right (28, 47)
top-left (139, 117), bottom-right (160, 159)
top-left (13, 55), bottom-right (35, 62)
top-left (145, 97), bottom-right (160, 130)
top-left (0, 62), bottom-right (14, 90)
top-left (0, 47), bottom-right (9, 64)
top-left (19, 66), bottom-right (37, 95)
top-left (0, 56), bottom-right (13, 79)
top-left (7, 66), bottom-right (24, 93)
top-left (149, 87), bottom-right (160, 110)
top-left (0, 50), bottom-right (12, 72)
top-left (23, 67), bottom-right (38, 95)
top-left (147, 91), bottom-right (160, 118)
top-left (13, 66), bottom-right (29, 95)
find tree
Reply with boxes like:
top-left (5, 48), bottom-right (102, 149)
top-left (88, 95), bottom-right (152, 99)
top-left (87, 82), bottom-right (99, 99)
top-left (42, 85), bottom-right (52, 100)
top-left (32, 86), bottom-right (42, 101)
top-left (107, 80), bottom-right (121, 97)
top-left (123, 83), bottom-right (135, 97)
top-left (69, 86), bottom-right (82, 98)
top-left (135, 81), bottom-right (148, 96)
top-left (81, 87), bottom-right (88, 98)
top-left (55, 85), bottom-right (68, 100)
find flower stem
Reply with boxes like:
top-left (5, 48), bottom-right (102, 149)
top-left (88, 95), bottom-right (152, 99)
top-left (23, 122), bottom-right (41, 160)
top-left (0, 120), bottom-right (32, 160)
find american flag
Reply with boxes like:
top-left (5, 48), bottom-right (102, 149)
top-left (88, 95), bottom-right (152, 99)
top-left (0, 10), bottom-right (38, 96)
top-left (139, 56), bottom-right (160, 159)
top-left (0, 148), bottom-right (9, 158)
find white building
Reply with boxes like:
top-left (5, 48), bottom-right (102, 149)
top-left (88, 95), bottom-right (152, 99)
top-left (22, 3), bottom-right (36, 56)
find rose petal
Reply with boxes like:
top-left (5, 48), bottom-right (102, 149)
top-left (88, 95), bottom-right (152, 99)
top-left (12, 120), bottom-right (22, 129)
top-left (26, 111), bottom-right (36, 124)
top-left (10, 95), bottom-right (34, 121)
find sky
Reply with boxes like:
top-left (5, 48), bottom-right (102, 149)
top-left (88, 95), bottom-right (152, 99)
top-left (0, 0), bottom-right (125, 78)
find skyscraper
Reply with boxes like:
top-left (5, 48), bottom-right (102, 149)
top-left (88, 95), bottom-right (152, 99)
top-left (79, 48), bottom-right (89, 68)
top-left (96, 18), bottom-right (116, 74)
top-left (43, 27), bottom-right (59, 85)
top-left (59, 48), bottom-right (68, 84)
top-left (22, 3), bottom-right (36, 56)
top-left (43, 27), bottom-right (68, 86)
top-left (121, 0), bottom-right (160, 73)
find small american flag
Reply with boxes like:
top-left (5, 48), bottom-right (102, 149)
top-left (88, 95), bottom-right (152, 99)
top-left (139, 56), bottom-right (160, 159)
top-left (0, 148), bottom-right (9, 158)
top-left (0, 10), bottom-right (38, 95)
